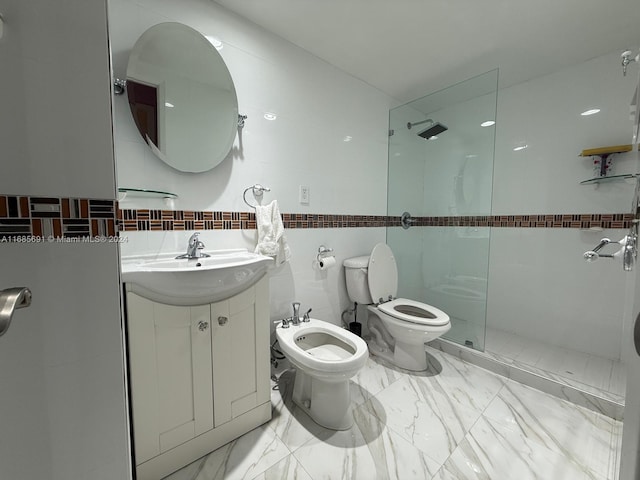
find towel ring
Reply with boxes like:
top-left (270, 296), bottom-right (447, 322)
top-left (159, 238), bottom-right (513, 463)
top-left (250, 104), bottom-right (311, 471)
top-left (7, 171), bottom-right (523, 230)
top-left (243, 184), bottom-right (271, 209)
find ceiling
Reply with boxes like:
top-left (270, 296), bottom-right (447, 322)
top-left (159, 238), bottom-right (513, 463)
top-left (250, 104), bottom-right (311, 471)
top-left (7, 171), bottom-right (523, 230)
top-left (213, 0), bottom-right (640, 102)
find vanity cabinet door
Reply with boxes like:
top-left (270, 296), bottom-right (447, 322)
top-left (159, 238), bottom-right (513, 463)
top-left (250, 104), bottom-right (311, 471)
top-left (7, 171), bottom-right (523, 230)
top-left (211, 277), bottom-right (270, 426)
top-left (127, 294), bottom-right (214, 464)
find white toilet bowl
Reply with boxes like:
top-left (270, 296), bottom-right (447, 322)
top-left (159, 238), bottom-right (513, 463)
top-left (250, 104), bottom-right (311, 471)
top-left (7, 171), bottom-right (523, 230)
top-left (344, 243), bottom-right (451, 371)
top-left (275, 318), bottom-right (368, 430)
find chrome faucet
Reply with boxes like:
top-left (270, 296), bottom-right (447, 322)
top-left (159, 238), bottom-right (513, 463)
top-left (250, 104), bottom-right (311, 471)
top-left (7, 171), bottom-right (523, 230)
top-left (176, 232), bottom-right (211, 259)
top-left (291, 302), bottom-right (301, 325)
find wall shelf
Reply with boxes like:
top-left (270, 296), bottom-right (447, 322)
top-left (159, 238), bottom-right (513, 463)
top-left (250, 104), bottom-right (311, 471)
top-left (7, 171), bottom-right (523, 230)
top-left (580, 173), bottom-right (640, 185)
top-left (579, 144), bottom-right (639, 184)
top-left (118, 188), bottom-right (178, 200)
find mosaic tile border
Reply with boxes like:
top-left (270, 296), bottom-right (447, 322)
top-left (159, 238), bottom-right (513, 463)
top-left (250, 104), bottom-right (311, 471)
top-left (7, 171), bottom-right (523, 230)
top-left (0, 195), bottom-right (117, 241)
top-left (118, 210), bottom-right (635, 231)
top-left (118, 210), bottom-right (396, 231)
top-left (0, 195), bottom-right (634, 243)
top-left (416, 213), bottom-right (634, 229)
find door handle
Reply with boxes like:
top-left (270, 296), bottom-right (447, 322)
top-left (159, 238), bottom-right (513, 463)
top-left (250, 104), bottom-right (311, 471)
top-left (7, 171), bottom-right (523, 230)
top-left (0, 287), bottom-right (32, 337)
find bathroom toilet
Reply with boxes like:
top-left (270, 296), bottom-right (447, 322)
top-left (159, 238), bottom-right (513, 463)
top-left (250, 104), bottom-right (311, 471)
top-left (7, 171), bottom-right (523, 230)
top-left (343, 243), bottom-right (451, 371)
top-left (275, 317), bottom-right (368, 430)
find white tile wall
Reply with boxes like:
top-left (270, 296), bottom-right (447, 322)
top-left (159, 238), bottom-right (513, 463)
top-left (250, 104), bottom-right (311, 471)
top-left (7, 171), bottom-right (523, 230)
top-left (485, 50), bottom-right (640, 362)
top-left (492, 50), bottom-right (640, 215)
top-left (111, 0), bottom-right (394, 322)
top-left (112, 1), bottom-right (636, 371)
top-left (110, 0), bottom-right (392, 214)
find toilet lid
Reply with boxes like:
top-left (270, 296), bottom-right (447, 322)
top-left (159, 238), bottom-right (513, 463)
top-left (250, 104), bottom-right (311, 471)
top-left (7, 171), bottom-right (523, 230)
top-left (368, 243), bottom-right (398, 303)
top-left (378, 298), bottom-right (450, 326)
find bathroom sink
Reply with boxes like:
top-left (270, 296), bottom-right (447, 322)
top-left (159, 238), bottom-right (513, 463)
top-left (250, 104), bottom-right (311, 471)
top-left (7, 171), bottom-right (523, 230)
top-left (121, 249), bottom-right (273, 305)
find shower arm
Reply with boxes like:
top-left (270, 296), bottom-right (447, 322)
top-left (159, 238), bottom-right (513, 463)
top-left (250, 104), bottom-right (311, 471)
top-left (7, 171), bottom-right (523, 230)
top-left (407, 119), bottom-right (434, 130)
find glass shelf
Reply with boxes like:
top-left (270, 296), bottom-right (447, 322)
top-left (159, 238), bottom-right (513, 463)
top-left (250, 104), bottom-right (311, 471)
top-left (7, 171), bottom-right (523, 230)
top-left (118, 187), bottom-right (178, 199)
top-left (579, 173), bottom-right (640, 185)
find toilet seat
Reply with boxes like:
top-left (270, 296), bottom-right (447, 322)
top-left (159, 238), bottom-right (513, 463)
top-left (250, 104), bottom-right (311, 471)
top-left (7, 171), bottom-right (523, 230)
top-left (368, 243), bottom-right (449, 327)
top-left (367, 243), bottom-right (398, 303)
top-left (377, 298), bottom-right (449, 326)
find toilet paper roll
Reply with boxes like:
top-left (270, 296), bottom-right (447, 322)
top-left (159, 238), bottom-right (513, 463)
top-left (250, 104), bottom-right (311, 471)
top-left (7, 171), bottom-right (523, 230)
top-left (318, 255), bottom-right (336, 270)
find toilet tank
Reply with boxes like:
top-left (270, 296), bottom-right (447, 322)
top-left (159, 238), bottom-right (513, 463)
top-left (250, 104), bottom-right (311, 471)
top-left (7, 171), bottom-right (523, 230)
top-left (343, 255), bottom-right (373, 304)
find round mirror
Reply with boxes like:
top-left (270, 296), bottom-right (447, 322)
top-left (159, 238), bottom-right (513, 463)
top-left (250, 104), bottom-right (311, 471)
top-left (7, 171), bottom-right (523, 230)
top-left (126, 22), bottom-right (238, 173)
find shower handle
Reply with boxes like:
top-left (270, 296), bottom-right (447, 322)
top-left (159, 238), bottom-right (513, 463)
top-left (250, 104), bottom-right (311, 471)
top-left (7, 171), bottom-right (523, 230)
top-left (401, 212), bottom-right (417, 230)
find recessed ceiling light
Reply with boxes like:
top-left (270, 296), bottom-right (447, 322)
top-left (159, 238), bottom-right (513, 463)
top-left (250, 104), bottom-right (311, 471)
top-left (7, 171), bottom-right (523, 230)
top-left (480, 121), bottom-right (495, 127)
top-left (465, 154), bottom-right (478, 158)
top-left (165, 102), bottom-right (174, 108)
top-left (428, 136), bottom-right (438, 140)
top-left (343, 135), bottom-right (353, 142)
top-left (263, 112), bottom-right (277, 121)
top-left (513, 145), bottom-right (528, 152)
top-left (581, 109), bottom-right (600, 116)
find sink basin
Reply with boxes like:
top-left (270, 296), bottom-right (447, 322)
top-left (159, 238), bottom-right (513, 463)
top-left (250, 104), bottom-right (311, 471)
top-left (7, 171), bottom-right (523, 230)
top-left (121, 249), bottom-right (273, 305)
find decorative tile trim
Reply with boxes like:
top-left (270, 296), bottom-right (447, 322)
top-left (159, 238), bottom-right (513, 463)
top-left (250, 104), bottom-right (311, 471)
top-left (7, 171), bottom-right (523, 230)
top-left (417, 213), bottom-right (634, 229)
top-left (0, 195), bottom-right (117, 241)
top-left (117, 209), bottom-right (634, 231)
top-left (0, 196), bottom-right (633, 242)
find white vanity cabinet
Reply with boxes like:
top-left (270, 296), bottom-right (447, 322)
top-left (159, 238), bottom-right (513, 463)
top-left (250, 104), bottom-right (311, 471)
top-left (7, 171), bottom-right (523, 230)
top-left (125, 276), bottom-right (271, 480)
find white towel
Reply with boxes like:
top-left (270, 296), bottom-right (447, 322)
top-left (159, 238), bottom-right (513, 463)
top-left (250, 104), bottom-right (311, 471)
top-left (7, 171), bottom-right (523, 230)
top-left (254, 200), bottom-right (291, 265)
top-left (631, 81), bottom-right (639, 144)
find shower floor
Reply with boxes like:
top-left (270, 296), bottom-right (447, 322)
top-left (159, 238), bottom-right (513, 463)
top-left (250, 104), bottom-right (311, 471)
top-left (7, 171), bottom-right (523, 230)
top-left (444, 320), bottom-right (625, 403)
top-left (485, 327), bottom-right (625, 402)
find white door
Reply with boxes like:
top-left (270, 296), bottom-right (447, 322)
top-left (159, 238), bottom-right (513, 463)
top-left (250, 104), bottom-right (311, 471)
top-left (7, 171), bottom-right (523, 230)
top-left (620, 197), bottom-right (640, 478)
top-left (0, 0), bottom-right (131, 479)
top-left (620, 261), bottom-right (640, 478)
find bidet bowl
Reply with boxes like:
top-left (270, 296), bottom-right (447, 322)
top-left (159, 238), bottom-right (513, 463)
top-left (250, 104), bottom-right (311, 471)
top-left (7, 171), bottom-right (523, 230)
top-left (276, 318), bottom-right (368, 381)
top-left (121, 249), bottom-right (273, 306)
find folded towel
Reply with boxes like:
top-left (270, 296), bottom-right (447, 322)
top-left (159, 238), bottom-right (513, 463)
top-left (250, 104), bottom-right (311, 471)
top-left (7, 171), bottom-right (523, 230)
top-left (631, 83), bottom-right (639, 144)
top-left (254, 200), bottom-right (291, 265)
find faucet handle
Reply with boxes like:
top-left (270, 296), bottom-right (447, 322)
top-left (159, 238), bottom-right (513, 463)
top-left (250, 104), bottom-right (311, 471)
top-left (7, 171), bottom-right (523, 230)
top-left (303, 308), bottom-right (312, 322)
top-left (274, 318), bottom-right (290, 328)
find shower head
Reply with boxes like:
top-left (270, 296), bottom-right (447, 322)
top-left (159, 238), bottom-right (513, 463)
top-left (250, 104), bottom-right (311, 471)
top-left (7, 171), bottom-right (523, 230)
top-left (417, 122), bottom-right (448, 139)
top-left (406, 119), bottom-right (448, 139)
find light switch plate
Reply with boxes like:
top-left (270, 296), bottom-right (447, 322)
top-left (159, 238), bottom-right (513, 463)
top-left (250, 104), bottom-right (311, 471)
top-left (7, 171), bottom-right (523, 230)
top-left (299, 185), bottom-right (310, 205)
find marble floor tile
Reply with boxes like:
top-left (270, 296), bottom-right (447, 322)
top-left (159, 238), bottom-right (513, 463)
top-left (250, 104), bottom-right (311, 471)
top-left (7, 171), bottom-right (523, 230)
top-left (165, 342), bottom-right (622, 480)
top-left (268, 369), bottom-right (329, 452)
top-left (250, 454), bottom-right (312, 480)
top-left (292, 400), bottom-right (441, 480)
top-left (436, 416), bottom-right (608, 480)
top-left (484, 326), bottom-right (624, 399)
top-left (349, 355), bottom-right (400, 406)
top-left (362, 375), bottom-right (481, 464)
top-left (163, 425), bottom-right (290, 480)
top-left (416, 346), bottom-right (505, 413)
top-left (483, 380), bottom-right (618, 479)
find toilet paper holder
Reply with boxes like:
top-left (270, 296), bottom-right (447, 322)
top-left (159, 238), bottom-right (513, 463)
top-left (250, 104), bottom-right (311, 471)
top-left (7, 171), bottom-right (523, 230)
top-left (317, 245), bottom-right (334, 262)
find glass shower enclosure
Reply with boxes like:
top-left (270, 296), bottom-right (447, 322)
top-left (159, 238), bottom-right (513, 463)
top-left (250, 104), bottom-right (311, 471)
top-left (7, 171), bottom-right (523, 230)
top-left (387, 70), bottom-right (498, 351)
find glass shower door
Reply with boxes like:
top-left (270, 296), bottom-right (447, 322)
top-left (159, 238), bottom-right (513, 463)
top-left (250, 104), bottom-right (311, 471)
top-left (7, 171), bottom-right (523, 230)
top-left (387, 70), bottom-right (498, 351)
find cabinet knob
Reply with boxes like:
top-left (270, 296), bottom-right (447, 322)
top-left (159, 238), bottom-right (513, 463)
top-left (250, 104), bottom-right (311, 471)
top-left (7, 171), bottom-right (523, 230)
top-left (218, 316), bottom-right (228, 326)
top-left (198, 321), bottom-right (209, 331)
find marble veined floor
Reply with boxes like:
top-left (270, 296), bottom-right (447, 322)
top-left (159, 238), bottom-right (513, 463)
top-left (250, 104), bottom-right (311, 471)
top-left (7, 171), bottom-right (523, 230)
top-left (164, 346), bottom-right (622, 480)
top-left (485, 327), bottom-right (626, 403)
